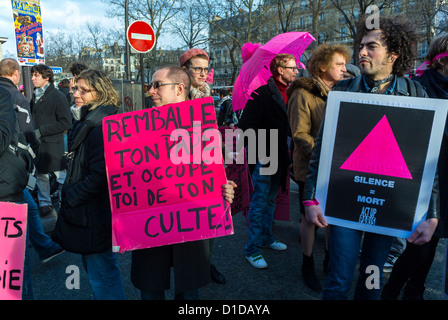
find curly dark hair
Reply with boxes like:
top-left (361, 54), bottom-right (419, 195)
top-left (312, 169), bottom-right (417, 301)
top-left (355, 15), bottom-right (418, 77)
top-left (69, 62), bottom-right (88, 77)
top-left (30, 64), bottom-right (54, 83)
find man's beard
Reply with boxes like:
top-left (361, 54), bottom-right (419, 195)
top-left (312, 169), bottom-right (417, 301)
top-left (360, 56), bottom-right (391, 79)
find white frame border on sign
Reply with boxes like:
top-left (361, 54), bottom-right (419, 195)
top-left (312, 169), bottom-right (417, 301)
top-left (316, 91), bottom-right (448, 238)
top-left (126, 20), bottom-right (156, 53)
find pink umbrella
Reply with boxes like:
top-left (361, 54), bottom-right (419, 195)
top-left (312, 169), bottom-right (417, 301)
top-left (206, 68), bottom-right (214, 85)
top-left (233, 32), bottom-right (315, 111)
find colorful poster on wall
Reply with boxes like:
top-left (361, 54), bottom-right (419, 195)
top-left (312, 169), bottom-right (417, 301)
top-left (0, 202), bottom-right (28, 300)
top-left (103, 97), bottom-right (233, 253)
top-left (11, 0), bottom-right (45, 66)
top-left (315, 91), bottom-right (448, 238)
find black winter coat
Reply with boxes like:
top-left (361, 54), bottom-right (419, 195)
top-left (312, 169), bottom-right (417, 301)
top-left (30, 82), bottom-right (72, 173)
top-left (0, 87), bottom-right (27, 202)
top-left (0, 77), bottom-right (41, 158)
top-left (131, 240), bottom-right (210, 294)
top-left (52, 104), bottom-right (117, 254)
top-left (218, 97), bottom-right (233, 126)
top-left (414, 70), bottom-right (448, 238)
top-left (238, 77), bottom-right (291, 188)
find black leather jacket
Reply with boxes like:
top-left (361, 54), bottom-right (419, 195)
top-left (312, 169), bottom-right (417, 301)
top-left (303, 75), bottom-right (440, 220)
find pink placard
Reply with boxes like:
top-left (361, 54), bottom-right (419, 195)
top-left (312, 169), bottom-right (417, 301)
top-left (103, 97), bottom-right (233, 253)
top-left (0, 202), bottom-right (28, 300)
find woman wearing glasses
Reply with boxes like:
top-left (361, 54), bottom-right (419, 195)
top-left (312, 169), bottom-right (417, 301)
top-left (52, 69), bottom-right (126, 300)
top-left (179, 48), bottom-right (211, 99)
top-left (178, 48), bottom-right (227, 285)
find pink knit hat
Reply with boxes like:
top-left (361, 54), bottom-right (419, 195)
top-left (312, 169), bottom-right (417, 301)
top-left (179, 48), bottom-right (209, 67)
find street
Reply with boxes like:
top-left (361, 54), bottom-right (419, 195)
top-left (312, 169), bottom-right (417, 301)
top-left (31, 179), bottom-right (447, 301)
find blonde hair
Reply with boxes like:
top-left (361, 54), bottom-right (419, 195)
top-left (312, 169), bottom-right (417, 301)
top-left (76, 69), bottom-right (118, 110)
top-left (307, 43), bottom-right (351, 78)
top-left (0, 58), bottom-right (19, 77)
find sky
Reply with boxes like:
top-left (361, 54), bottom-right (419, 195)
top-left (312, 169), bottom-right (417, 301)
top-left (0, 0), bottom-right (172, 58)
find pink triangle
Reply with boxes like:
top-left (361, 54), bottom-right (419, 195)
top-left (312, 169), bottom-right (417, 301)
top-left (340, 115), bottom-right (412, 179)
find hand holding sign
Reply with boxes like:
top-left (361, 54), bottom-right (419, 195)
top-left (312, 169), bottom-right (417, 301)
top-left (315, 92), bottom-right (447, 238)
top-left (407, 218), bottom-right (438, 245)
top-left (103, 97), bottom-right (233, 253)
top-left (222, 180), bottom-right (237, 204)
top-left (304, 205), bottom-right (328, 228)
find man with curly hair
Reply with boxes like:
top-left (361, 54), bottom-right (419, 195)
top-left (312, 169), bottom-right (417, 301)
top-left (302, 16), bottom-right (439, 300)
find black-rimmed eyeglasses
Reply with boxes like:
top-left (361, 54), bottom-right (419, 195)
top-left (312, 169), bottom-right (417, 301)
top-left (149, 81), bottom-right (180, 90)
top-left (189, 67), bottom-right (209, 74)
top-left (73, 86), bottom-right (93, 95)
top-left (281, 66), bottom-right (299, 72)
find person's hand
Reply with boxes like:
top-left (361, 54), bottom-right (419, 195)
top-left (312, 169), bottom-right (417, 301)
top-left (222, 180), bottom-right (237, 203)
top-left (304, 205), bottom-right (328, 228)
top-left (407, 218), bottom-right (438, 245)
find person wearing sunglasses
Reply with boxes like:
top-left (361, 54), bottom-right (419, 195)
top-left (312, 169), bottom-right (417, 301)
top-left (179, 48), bottom-right (211, 99)
top-left (132, 65), bottom-right (236, 300)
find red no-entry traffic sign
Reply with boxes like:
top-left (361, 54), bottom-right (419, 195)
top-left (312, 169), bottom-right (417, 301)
top-left (126, 20), bottom-right (156, 53)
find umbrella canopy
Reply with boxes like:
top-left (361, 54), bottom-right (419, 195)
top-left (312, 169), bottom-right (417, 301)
top-left (233, 32), bottom-right (315, 111)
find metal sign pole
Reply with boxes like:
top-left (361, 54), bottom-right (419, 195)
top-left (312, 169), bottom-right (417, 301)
top-left (125, 0), bottom-right (131, 81)
top-left (140, 53), bottom-right (145, 108)
top-left (21, 66), bottom-right (33, 101)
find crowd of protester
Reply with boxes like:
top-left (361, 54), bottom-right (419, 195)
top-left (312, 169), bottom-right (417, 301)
top-left (1, 13), bottom-right (448, 301)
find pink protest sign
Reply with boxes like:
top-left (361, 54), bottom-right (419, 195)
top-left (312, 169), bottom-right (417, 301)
top-left (0, 202), bottom-right (28, 300)
top-left (103, 97), bottom-right (233, 253)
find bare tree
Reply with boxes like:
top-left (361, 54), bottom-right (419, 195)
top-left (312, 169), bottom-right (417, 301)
top-left (103, 0), bottom-right (181, 77)
top-left (275, 0), bottom-right (297, 33)
top-left (45, 29), bottom-right (84, 71)
top-left (205, 0), bottom-right (272, 83)
top-left (83, 22), bottom-right (104, 69)
top-left (398, 0), bottom-right (448, 44)
top-left (272, 0), bottom-right (330, 50)
top-left (169, 1), bottom-right (210, 49)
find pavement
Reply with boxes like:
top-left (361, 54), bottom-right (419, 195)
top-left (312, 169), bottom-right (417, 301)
top-left (31, 179), bottom-right (447, 302)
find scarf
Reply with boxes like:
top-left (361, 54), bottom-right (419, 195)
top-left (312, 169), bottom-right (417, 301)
top-left (71, 105), bottom-right (82, 120)
top-left (190, 82), bottom-right (211, 99)
top-left (34, 83), bottom-right (50, 102)
top-left (363, 74), bottom-right (396, 94)
top-left (419, 69), bottom-right (448, 99)
top-left (416, 51), bottom-right (448, 76)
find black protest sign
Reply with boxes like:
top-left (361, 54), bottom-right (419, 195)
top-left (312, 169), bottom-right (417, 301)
top-left (316, 92), bottom-right (447, 237)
